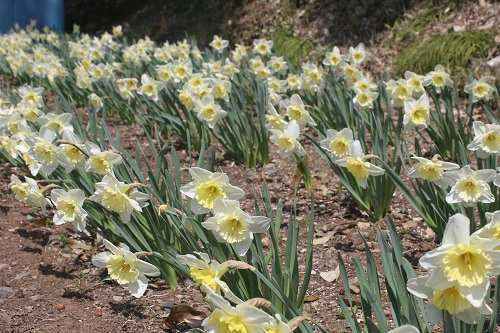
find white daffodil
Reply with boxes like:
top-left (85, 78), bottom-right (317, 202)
top-left (177, 252), bottom-right (229, 293)
top-left (404, 71), bottom-right (425, 98)
top-left (202, 198), bottom-right (270, 256)
top-left (408, 156), bottom-right (460, 188)
top-left (136, 74), bottom-right (165, 102)
top-left (269, 120), bottom-right (306, 159)
top-left (9, 175), bottom-right (48, 213)
top-left (467, 121), bottom-right (500, 158)
top-left (50, 188), bottom-right (88, 231)
top-left (407, 274), bottom-right (492, 325)
top-left (390, 79), bottom-right (412, 107)
top-left (211, 78), bottom-right (231, 102)
top-left (92, 239), bottom-right (160, 298)
top-left (320, 128), bottom-right (353, 162)
top-left (335, 140), bottom-right (385, 189)
top-left (464, 76), bottom-right (496, 103)
top-left (265, 103), bottom-right (287, 131)
top-left (253, 38), bottom-right (273, 56)
top-left (268, 56), bottom-right (288, 75)
top-left (280, 94), bottom-right (316, 129)
top-left (59, 130), bottom-right (87, 172)
top-left (0, 134), bottom-right (19, 159)
top-left (210, 35), bottom-right (229, 53)
top-left (84, 141), bottom-right (123, 175)
top-left (442, 165), bottom-right (496, 207)
top-left (202, 285), bottom-right (273, 333)
top-left (90, 173), bottom-right (150, 223)
top-left (193, 94), bottom-right (227, 128)
top-left (403, 93), bottom-right (431, 130)
top-left (418, 214), bottom-right (500, 304)
top-left (18, 85), bottom-right (44, 108)
top-left (38, 112), bottom-right (74, 134)
top-left (475, 211), bottom-right (500, 250)
top-left (322, 46), bottom-right (343, 68)
top-left (25, 127), bottom-right (67, 176)
top-left (349, 43), bottom-right (368, 65)
top-left (265, 314), bottom-right (292, 333)
top-left (353, 90), bottom-right (378, 109)
top-left (88, 93), bottom-right (103, 111)
top-left (180, 167), bottom-right (245, 214)
top-left (424, 64), bottom-right (453, 93)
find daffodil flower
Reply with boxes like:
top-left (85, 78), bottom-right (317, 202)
top-left (18, 85), bottom-right (44, 108)
top-left (442, 165), bottom-right (496, 207)
top-left (265, 314), bottom-right (292, 333)
top-left (280, 94), bottom-right (316, 129)
top-left (193, 94), bottom-right (227, 128)
top-left (50, 188), bottom-right (87, 232)
top-left (202, 198), bottom-right (270, 256)
top-left (180, 167), bottom-right (245, 214)
top-left (349, 43), bottom-right (368, 65)
top-left (38, 112), bottom-right (74, 134)
top-left (467, 121), bottom-right (500, 158)
top-left (419, 214), bottom-right (500, 303)
top-left (253, 38), bottom-right (273, 56)
top-left (209, 35), bottom-right (229, 53)
top-left (25, 127), bottom-right (67, 176)
top-left (265, 103), bottom-right (287, 131)
top-left (403, 93), bottom-right (431, 130)
top-left (407, 274), bottom-right (492, 324)
top-left (320, 128), bottom-right (353, 162)
top-left (136, 74), bottom-right (165, 102)
top-left (9, 174), bottom-right (48, 213)
top-left (404, 71), bottom-right (425, 97)
top-left (475, 210), bottom-right (500, 250)
top-left (464, 76), bottom-right (496, 103)
top-left (202, 285), bottom-right (273, 333)
top-left (335, 140), bottom-right (385, 189)
top-left (269, 120), bottom-right (306, 159)
top-left (59, 129), bottom-right (87, 172)
top-left (92, 239), bottom-right (160, 298)
top-left (90, 172), bottom-right (150, 223)
top-left (424, 64), bottom-right (453, 93)
top-left (84, 141), bottom-right (123, 175)
top-left (322, 46), bottom-right (343, 67)
top-left (177, 252), bottom-right (229, 293)
top-left (408, 156), bottom-right (459, 188)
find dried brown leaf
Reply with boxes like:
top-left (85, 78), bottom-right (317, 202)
top-left (244, 298), bottom-right (271, 307)
top-left (220, 260), bottom-right (255, 271)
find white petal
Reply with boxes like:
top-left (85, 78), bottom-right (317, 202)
top-left (92, 252), bottom-right (110, 268)
top-left (135, 259), bottom-right (161, 277)
top-left (127, 273), bottom-right (148, 298)
top-left (441, 214), bottom-right (470, 246)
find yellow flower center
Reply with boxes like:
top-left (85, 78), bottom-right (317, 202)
top-left (277, 134), bottom-right (295, 151)
top-left (200, 107), bottom-right (216, 121)
top-left (473, 83), bottom-right (489, 98)
top-left (329, 54), bottom-right (341, 66)
top-left (179, 93), bottom-right (193, 108)
top-left (213, 84), bottom-right (227, 99)
top-left (432, 286), bottom-right (470, 314)
top-left (432, 73), bottom-right (445, 86)
top-left (213, 40), bottom-right (223, 49)
top-left (23, 93), bottom-right (40, 107)
top-left (190, 267), bottom-right (217, 290)
top-left (218, 214), bottom-right (248, 243)
top-left (209, 310), bottom-right (248, 333)
top-left (102, 186), bottom-right (127, 213)
top-left (62, 145), bottom-right (85, 166)
top-left (357, 92), bottom-right (371, 106)
top-left (258, 44), bottom-right (268, 53)
top-left (143, 83), bottom-right (156, 96)
top-left (417, 163), bottom-right (442, 181)
top-left (352, 51), bottom-right (365, 63)
top-left (89, 155), bottom-right (112, 175)
top-left (106, 254), bottom-right (139, 285)
top-left (482, 131), bottom-right (500, 152)
top-left (330, 137), bottom-right (350, 157)
top-left (58, 197), bottom-right (78, 220)
top-left (408, 77), bottom-right (422, 91)
top-left (287, 105), bottom-right (304, 122)
top-left (11, 184), bottom-right (29, 201)
top-left (442, 243), bottom-right (492, 287)
top-left (346, 158), bottom-right (368, 179)
top-left (455, 177), bottom-right (483, 202)
top-left (34, 142), bottom-right (58, 165)
top-left (175, 65), bottom-right (188, 78)
top-left (395, 84), bottom-right (411, 100)
top-left (409, 104), bottom-right (429, 125)
top-left (194, 180), bottom-right (226, 209)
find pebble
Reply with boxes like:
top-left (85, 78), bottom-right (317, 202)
top-left (94, 310), bottom-right (102, 316)
top-left (112, 296), bottom-right (123, 302)
top-left (56, 303), bottom-right (65, 311)
top-left (14, 272), bottom-right (30, 280)
top-left (0, 287), bottom-right (14, 297)
top-left (0, 263), bottom-right (8, 272)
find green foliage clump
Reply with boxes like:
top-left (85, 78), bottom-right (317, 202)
top-left (396, 30), bottom-right (494, 75)
top-left (273, 29), bottom-right (313, 66)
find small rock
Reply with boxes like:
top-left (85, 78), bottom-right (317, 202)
top-left (56, 303), bottom-right (65, 311)
top-left (112, 296), bottom-right (123, 302)
top-left (30, 295), bottom-right (41, 301)
top-left (94, 310), bottom-right (102, 316)
top-left (15, 291), bottom-right (24, 298)
top-left (47, 309), bottom-right (54, 314)
top-left (0, 287), bottom-right (14, 298)
top-left (0, 264), bottom-right (8, 272)
top-left (161, 300), bottom-right (174, 310)
top-left (15, 272), bottom-right (30, 280)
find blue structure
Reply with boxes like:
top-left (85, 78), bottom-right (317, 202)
top-left (0, 0), bottom-right (65, 33)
